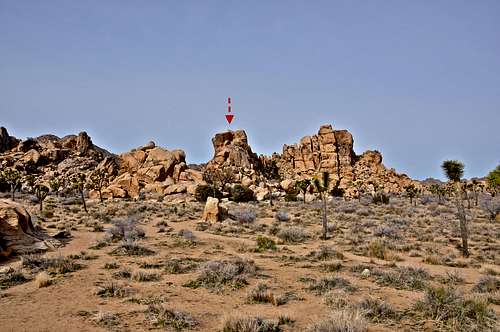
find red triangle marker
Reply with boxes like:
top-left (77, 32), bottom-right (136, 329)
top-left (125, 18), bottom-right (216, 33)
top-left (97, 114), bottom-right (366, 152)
top-left (225, 114), bottom-right (234, 124)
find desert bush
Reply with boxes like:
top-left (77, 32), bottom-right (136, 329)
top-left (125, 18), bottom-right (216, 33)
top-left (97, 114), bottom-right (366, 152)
top-left (367, 239), bottom-right (389, 260)
top-left (472, 275), bottom-right (500, 293)
top-left (0, 267), bottom-right (28, 289)
top-left (145, 304), bottom-right (198, 330)
top-left (164, 258), bottom-right (199, 274)
top-left (307, 245), bottom-right (344, 261)
top-left (95, 281), bottom-right (132, 298)
top-left (255, 236), bottom-right (277, 252)
top-left (415, 286), bottom-right (497, 331)
top-left (104, 262), bottom-right (119, 269)
top-left (184, 258), bottom-right (257, 291)
top-left (221, 314), bottom-right (282, 332)
top-left (231, 208), bottom-right (257, 224)
top-left (323, 290), bottom-right (350, 309)
top-left (307, 308), bottom-right (367, 332)
top-left (21, 254), bottom-right (82, 274)
top-left (131, 270), bottom-right (161, 282)
top-left (277, 227), bottom-right (308, 243)
top-left (373, 226), bottom-right (400, 239)
top-left (246, 283), bottom-right (275, 304)
top-left (306, 276), bottom-right (355, 294)
top-left (479, 197), bottom-right (500, 221)
top-left (274, 210), bottom-right (290, 222)
top-left (110, 240), bottom-right (155, 256)
top-left (35, 271), bottom-right (52, 288)
top-left (357, 297), bottom-right (397, 322)
top-left (231, 185), bottom-right (255, 202)
top-left (440, 270), bottom-right (464, 286)
top-left (92, 311), bottom-right (120, 327)
top-left (372, 266), bottom-right (429, 290)
top-left (177, 229), bottom-right (196, 242)
top-left (107, 218), bottom-right (145, 241)
top-left (194, 184), bottom-right (222, 202)
top-left (112, 269), bottom-right (132, 279)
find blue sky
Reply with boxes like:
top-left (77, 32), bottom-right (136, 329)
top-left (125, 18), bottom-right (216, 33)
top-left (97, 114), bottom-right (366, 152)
top-left (1, 1), bottom-right (499, 180)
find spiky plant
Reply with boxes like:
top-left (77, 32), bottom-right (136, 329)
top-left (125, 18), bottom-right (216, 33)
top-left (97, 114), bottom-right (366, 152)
top-left (34, 184), bottom-right (49, 212)
top-left (295, 179), bottom-right (311, 204)
top-left (405, 184), bottom-right (418, 206)
top-left (313, 172), bottom-right (330, 240)
top-left (441, 160), bottom-right (468, 257)
top-left (87, 169), bottom-right (109, 203)
top-left (71, 173), bottom-right (88, 213)
top-left (1, 168), bottom-right (23, 201)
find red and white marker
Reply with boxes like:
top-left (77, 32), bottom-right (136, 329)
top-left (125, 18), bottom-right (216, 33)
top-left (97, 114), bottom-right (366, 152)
top-left (225, 97), bottom-right (234, 124)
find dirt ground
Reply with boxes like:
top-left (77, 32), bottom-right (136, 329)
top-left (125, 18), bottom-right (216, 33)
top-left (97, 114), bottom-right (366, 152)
top-left (0, 193), bottom-right (499, 331)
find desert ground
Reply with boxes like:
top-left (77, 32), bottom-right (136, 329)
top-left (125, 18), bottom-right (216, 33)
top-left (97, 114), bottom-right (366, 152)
top-left (0, 192), bottom-right (498, 332)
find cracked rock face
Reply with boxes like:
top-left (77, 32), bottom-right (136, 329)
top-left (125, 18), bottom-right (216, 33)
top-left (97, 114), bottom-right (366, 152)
top-left (0, 199), bottom-right (60, 258)
top-left (275, 124), bottom-right (414, 194)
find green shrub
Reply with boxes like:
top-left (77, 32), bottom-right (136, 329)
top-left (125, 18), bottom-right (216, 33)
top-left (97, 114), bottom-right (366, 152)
top-left (256, 236), bottom-right (277, 252)
top-left (194, 184), bottom-right (222, 202)
top-left (231, 185), bottom-right (254, 202)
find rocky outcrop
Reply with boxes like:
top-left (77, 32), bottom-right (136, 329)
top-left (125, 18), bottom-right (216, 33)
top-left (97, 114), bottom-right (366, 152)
top-left (0, 199), bottom-right (59, 257)
top-left (104, 142), bottom-right (193, 198)
top-left (275, 124), bottom-right (416, 196)
top-left (205, 130), bottom-right (263, 186)
top-left (0, 127), bottom-right (18, 153)
top-left (207, 130), bottom-right (261, 171)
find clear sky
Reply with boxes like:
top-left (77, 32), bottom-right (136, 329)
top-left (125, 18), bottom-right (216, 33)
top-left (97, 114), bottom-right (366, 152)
top-left (1, 1), bottom-right (499, 180)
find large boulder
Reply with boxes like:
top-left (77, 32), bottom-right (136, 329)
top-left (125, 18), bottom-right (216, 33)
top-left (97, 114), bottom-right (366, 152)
top-left (0, 199), bottom-right (59, 257)
top-left (202, 197), bottom-right (222, 223)
top-left (207, 130), bottom-right (262, 171)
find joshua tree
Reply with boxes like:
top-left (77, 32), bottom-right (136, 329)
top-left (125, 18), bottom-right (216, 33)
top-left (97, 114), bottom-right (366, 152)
top-left (295, 179), bottom-right (311, 204)
top-left (71, 173), bottom-right (88, 213)
top-left (442, 160), bottom-right (469, 257)
top-left (23, 174), bottom-right (37, 193)
top-left (49, 175), bottom-right (62, 196)
top-left (87, 169), bottom-right (109, 203)
top-left (34, 183), bottom-right (49, 211)
top-left (486, 164), bottom-right (500, 196)
top-left (313, 172), bottom-right (330, 240)
top-left (405, 184), bottom-right (418, 206)
top-left (429, 184), bottom-right (446, 204)
top-left (1, 168), bottom-right (23, 201)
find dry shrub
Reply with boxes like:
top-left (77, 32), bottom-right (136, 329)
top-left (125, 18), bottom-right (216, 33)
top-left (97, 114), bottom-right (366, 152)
top-left (145, 304), bottom-right (198, 330)
top-left (35, 271), bottom-right (52, 288)
top-left (221, 314), bottom-right (282, 332)
top-left (277, 227), bottom-right (308, 243)
top-left (307, 308), bottom-right (367, 332)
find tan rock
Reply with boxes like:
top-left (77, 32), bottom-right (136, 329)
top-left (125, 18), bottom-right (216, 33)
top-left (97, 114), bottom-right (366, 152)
top-left (137, 165), bottom-right (167, 183)
top-left (0, 199), bottom-right (59, 257)
top-left (111, 173), bottom-right (140, 198)
top-left (202, 197), bottom-right (221, 223)
top-left (254, 187), bottom-right (270, 201)
top-left (102, 185), bottom-right (127, 198)
top-left (120, 150), bottom-right (147, 173)
top-left (164, 183), bottom-right (187, 195)
top-left (280, 179), bottom-right (294, 191)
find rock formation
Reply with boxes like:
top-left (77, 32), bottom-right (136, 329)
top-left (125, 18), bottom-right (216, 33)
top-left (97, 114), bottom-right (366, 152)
top-left (275, 124), bottom-right (414, 196)
top-left (207, 124), bottom-right (415, 197)
top-left (0, 199), bottom-right (59, 257)
top-left (101, 142), bottom-right (200, 199)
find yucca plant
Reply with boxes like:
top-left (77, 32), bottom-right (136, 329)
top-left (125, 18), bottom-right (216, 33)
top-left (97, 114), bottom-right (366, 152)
top-left (314, 172), bottom-right (330, 240)
top-left (1, 168), bottom-right (23, 201)
top-left (87, 169), bottom-right (109, 203)
top-left (34, 183), bottom-right (49, 212)
top-left (295, 179), bottom-right (311, 204)
top-left (71, 173), bottom-right (88, 213)
top-left (441, 160), bottom-right (468, 257)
